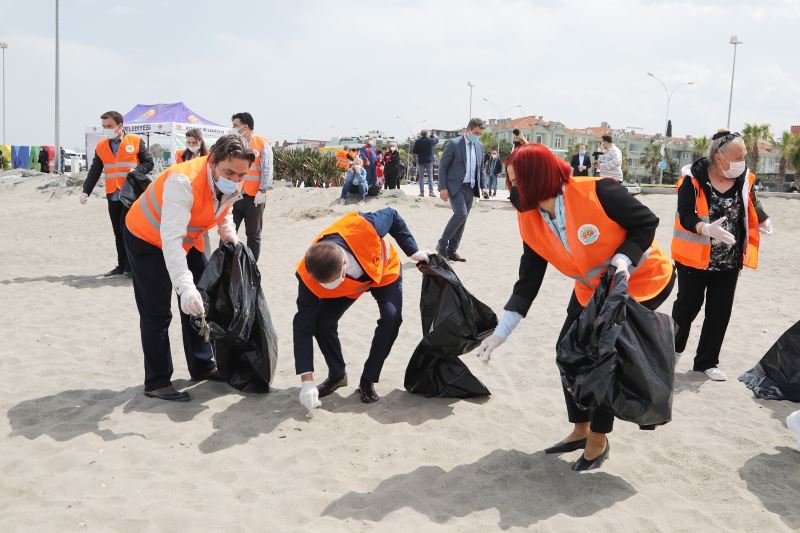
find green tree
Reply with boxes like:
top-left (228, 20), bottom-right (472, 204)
top-left (774, 131), bottom-right (794, 182)
top-left (692, 136), bottom-right (709, 160)
top-left (639, 140), bottom-right (662, 180)
top-left (742, 123), bottom-right (773, 174)
top-left (786, 135), bottom-right (800, 189)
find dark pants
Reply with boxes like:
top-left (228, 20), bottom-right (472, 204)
top-left (108, 198), bottom-right (129, 270)
top-left (232, 194), bottom-right (264, 262)
top-left (438, 182), bottom-right (474, 254)
top-left (671, 263), bottom-right (739, 371)
top-left (384, 171), bottom-right (401, 190)
top-left (365, 162), bottom-right (377, 186)
top-left (123, 226), bottom-right (215, 391)
top-left (558, 267), bottom-right (676, 434)
top-left (314, 277), bottom-right (403, 383)
top-left (487, 174), bottom-right (499, 195)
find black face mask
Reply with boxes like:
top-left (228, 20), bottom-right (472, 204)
top-left (509, 186), bottom-right (534, 212)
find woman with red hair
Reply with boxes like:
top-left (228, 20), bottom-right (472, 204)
top-left (477, 143), bottom-right (675, 471)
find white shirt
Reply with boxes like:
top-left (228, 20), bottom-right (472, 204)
top-left (597, 144), bottom-right (624, 181)
top-left (462, 135), bottom-right (476, 186)
top-left (162, 164), bottom-right (240, 295)
top-left (341, 246), bottom-right (365, 279)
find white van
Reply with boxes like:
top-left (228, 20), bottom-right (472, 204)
top-left (62, 149), bottom-right (87, 172)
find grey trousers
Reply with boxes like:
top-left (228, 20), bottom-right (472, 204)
top-left (437, 182), bottom-right (474, 254)
top-left (232, 194), bottom-right (265, 261)
top-left (417, 162), bottom-right (434, 193)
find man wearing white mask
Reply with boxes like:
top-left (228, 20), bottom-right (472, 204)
top-left (123, 134), bottom-right (253, 401)
top-left (570, 144), bottom-right (591, 177)
top-left (80, 111), bottom-right (154, 276)
top-left (293, 208), bottom-right (429, 412)
top-left (594, 134), bottom-right (623, 182)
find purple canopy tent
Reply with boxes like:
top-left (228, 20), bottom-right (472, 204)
top-left (122, 102), bottom-right (222, 126)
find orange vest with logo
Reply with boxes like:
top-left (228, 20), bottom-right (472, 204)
top-left (518, 176), bottom-right (673, 307)
top-left (125, 156), bottom-right (229, 254)
top-left (243, 135), bottom-right (270, 196)
top-left (296, 212), bottom-right (401, 300)
top-left (95, 134), bottom-right (140, 194)
top-left (672, 172), bottom-right (760, 270)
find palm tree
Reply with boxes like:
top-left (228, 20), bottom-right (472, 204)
top-left (692, 136), bottom-right (709, 161)
top-left (639, 140), bottom-right (661, 181)
top-left (774, 131), bottom-right (794, 182)
top-left (742, 123), bottom-right (773, 174)
top-left (786, 135), bottom-right (800, 189)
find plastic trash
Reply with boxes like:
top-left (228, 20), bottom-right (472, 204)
top-left (404, 254), bottom-right (495, 398)
top-left (739, 320), bottom-right (800, 401)
top-left (557, 270), bottom-right (676, 428)
top-left (191, 242), bottom-right (278, 392)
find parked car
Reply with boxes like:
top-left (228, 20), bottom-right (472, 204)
top-left (62, 149), bottom-right (87, 172)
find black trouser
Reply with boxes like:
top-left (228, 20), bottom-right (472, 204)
top-left (232, 194), bottom-right (264, 261)
top-left (123, 226), bottom-right (215, 391)
top-left (107, 198), bottom-right (129, 270)
top-left (312, 277), bottom-right (403, 383)
top-left (558, 267), bottom-right (676, 434)
top-left (671, 262), bottom-right (739, 372)
top-left (384, 171), bottom-right (401, 190)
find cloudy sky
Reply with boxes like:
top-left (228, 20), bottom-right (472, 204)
top-left (2, 0), bottom-right (799, 150)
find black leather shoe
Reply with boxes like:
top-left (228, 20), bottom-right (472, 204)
top-left (358, 379), bottom-right (380, 404)
top-left (317, 375), bottom-right (347, 398)
top-left (144, 385), bottom-right (190, 402)
top-left (544, 438), bottom-right (587, 454)
top-left (104, 266), bottom-right (125, 277)
top-left (572, 439), bottom-right (610, 471)
top-left (192, 368), bottom-right (226, 382)
top-left (447, 252), bottom-right (466, 262)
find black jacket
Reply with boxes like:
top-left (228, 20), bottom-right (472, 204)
top-left (570, 153), bottom-right (592, 176)
top-left (383, 150), bottom-right (402, 176)
top-left (505, 179), bottom-right (660, 316)
top-left (412, 135), bottom-right (439, 164)
top-left (82, 136), bottom-right (154, 195)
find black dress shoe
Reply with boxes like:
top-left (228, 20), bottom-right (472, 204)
top-left (544, 438), bottom-right (587, 454)
top-left (104, 266), bottom-right (125, 277)
top-left (358, 379), bottom-right (380, 404)
top-left (572, 439), bottom-right (610, 471)
top-left (317, 375), bottom-right (347, 398)
top-left (447, 252), bottom-right (466, 262)
top-left (144, 386), bottom-right (191, 402)
top-left (192, 368), bottom-right (226, 382)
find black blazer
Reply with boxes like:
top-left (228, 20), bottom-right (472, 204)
top-left (570, 153), bottom-right (591, 176)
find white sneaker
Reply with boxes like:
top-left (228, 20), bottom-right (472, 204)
top-left (787, 411), bottom-right (800, 450)
top-left (338, 198), bottom-right (346, 205)
top-left (703, 367), bottom-right (728, 381)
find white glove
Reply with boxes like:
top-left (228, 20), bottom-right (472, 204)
top-left (179, 286), bottom-right (205, 316)
top-left (410, 250), bottom-right (430, 263)
top-left (477, 335), bottom-right (504, 364)
top-left (79, 193), bottom-right (89, 205)
top-left (759, 218), bottom-right (773, 235)
top-left (299, 381), bottom-right (321, 414)
top-left (254, 191), bottom-right (267, 206)
top-left (610, 254), bottom-right (631, 280)
top-left (700, 217), bottom-right (736, 246)
top-left (221, 231), bottom-right (239, 245)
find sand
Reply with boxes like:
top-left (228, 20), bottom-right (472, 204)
top-left (0, 173), bottom-right (798, 532)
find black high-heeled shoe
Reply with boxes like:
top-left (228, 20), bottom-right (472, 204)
top-left (572, 439), bottom-right (610, 471)
top-left (544, 438), bottom-right (587, 454)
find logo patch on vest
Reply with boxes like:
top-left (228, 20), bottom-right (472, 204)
top-left (577, 224), bottom-right (600, 245)
top-left (125, 144), bottom-right (135, 154)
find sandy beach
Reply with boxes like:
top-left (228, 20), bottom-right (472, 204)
top-left (1, 172), bottom-right (798, 532)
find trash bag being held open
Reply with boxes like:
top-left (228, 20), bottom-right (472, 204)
top-left (557, 270), bottom-right (675, 428)
top-left (191, 242), bottom-right (278, 393)
top-left (404, 254), bottom-right (496, 398)
top-left (739, 320), bottom-right (800, 401)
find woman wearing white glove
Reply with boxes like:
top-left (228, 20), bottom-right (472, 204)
top-left (672, 130), bottom-right (770, 383)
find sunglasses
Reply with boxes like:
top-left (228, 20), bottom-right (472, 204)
top-left (712, 131), bottom-right (741, 147)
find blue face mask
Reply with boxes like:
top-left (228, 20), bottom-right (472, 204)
top-left (215, 174), bottom-right (240, 195)
top-left (469, 133), bottom-right (480, 143)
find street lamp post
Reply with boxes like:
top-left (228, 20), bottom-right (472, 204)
top-left (0, 42), bottom-right (7, 145)
top-left (54, 0), bottom-right (61, 174)
top-left (647, 72), bottom-right (693, 184)
top-left (396, 115), bottom-right (425, 182)
top-left (466, 81), bottom-right (476, 120)
top-left (482, 97), bottom-right (521, 155)
top-left (727, 36), bottom-right (742, 129)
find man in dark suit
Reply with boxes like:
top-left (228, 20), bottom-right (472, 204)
top-left (436, 118), bottom-right (488, 262)
top-left (570, 144), bottom-right (591, 176)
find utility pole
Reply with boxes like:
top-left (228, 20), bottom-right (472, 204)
top-left (466, 81), bottom-right (475, 120)
top-left (726, 36), bottom-right (742, 129)
top-left (55, 0), bottom-right (61, 173)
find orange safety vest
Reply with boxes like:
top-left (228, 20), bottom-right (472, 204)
top-left (672, 172), bottom-right (760, 270)
top-left (175, 149), bottom-right (185, 163)
top-left (243, 134), bottom-right (271, 196)
top-left (296, 212), bottom-right (401, 300)
top-left (518, 176), bottom-right (673, 307)
top-left (125, 156), bottom-right (230, 254)
top-left (95, 134), bottom-right (140, 194)
top-left (335, 149), bottom-right (350, 170)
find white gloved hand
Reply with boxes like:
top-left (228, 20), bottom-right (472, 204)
top-left (410, 250), bottom-right (430, 263)
top-left (79, 192), bottom-right (89, 205)
top-left (179, 286), bottom-right (205, 316)
top-left (759, 218), bottom-right (773, 235)
top-left (221, 231), bottom-right (239, 246)
top-left (299, 381), bottom-right (321, 414)
top-left (700, 216), bottom-right (736, 246)
top-left (254, 191), bottom-right (267, 206)
top-left (476, 334), bottom-right (504, 364)
top-left (610, 254), bottom-right (631, 280)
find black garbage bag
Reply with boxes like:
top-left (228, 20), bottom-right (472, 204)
top-left (557, 270), bottom-right (675, 428)
top-left (119, 170), bottom-right (151, 209)
top-left (404, 254), bottom-right (495, 398)
top-left (191, 242), bottom-right (278, 393)
top-left (739, 320), bottom-right (800, 401)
